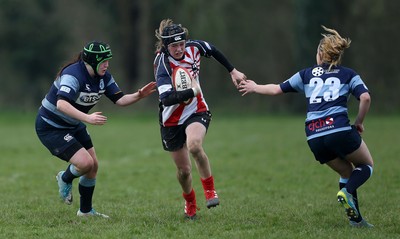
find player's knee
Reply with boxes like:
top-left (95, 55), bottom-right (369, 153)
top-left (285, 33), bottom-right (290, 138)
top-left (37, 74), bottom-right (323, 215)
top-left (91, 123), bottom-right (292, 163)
top-left (76, 156), bottom-right (95, 174)
top-left (178, 166), bottom-right (192, 180)
top-left (187, 140), bottom-right (202, 155)
top-left (91, 159), bottom-right (99, 173)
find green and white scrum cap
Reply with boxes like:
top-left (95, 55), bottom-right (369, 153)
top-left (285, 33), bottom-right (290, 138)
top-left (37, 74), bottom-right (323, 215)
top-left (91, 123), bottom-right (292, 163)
top-left (82, 41), bottom-right (113, 73)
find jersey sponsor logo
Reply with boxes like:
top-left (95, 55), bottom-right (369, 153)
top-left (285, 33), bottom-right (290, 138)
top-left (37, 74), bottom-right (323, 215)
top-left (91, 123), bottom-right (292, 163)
top-left (325, 117), bottom-right (334, 125)
top-left (60, 86), bottom-right (71, 93)
top-left (325, 69), bottom-right (340, 74)
top-left (78, 92), bottom-right (102, 105)
top-left (308, 117), bottom-right (335, 132)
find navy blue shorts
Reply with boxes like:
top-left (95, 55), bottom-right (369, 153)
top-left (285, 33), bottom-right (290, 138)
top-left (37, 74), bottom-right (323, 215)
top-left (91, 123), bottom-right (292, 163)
top-left (160, 111), bottom-right (212, 152)
top-left (307, 126), bottom-right (362, 164)
top-left (35, 115), bottom-right (93, 161)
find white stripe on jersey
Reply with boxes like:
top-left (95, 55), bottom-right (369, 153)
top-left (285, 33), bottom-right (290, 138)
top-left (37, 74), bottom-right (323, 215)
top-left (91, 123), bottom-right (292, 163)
top-left (158, 84), bottom-right (172, 94)
top-left (161, 99), bottom-right (200, 125)
top-left (203, 41), bottom-right (212, 50)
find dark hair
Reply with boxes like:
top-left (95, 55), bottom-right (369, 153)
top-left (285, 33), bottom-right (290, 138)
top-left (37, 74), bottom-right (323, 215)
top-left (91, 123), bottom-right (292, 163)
top-left (55, 53), bottom-right (81, 79)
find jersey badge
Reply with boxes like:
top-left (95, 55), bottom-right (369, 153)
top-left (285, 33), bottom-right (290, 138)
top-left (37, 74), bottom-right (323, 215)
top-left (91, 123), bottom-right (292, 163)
top-left (312, 67), bottom-right (324, 77)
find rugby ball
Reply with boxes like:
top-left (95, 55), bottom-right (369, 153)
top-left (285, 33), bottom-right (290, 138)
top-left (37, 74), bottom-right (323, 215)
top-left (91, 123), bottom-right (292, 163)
top-left (172, 66), bottom-right (193, 104)
top-left (172, 67), bottom-right (192, 91)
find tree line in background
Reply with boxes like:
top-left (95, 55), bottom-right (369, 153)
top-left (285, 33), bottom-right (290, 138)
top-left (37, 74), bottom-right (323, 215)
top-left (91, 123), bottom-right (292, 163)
top-left (0, 0), bottom-right (398, 114)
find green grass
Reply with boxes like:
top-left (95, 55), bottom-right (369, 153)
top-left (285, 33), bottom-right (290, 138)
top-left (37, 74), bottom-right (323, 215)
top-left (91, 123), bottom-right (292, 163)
top-left (1, 112), bottom-right (399, 239)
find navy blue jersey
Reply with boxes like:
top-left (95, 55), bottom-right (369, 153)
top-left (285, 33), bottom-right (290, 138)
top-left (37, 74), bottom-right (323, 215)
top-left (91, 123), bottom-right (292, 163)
top-left (280, 64), bottom-right (369, 140)
top-left (38, 61), bottom-right (123, 128)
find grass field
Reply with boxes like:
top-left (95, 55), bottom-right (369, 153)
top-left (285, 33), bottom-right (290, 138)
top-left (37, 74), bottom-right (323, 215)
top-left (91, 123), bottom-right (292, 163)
top-left (0, 111), bottom-right (399, 239)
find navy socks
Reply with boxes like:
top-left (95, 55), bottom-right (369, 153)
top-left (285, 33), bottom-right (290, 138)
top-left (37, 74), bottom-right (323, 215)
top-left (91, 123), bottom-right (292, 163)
top-left (339, 164), bottom-right (373, 223)
top-left (62, 164), bottom-right (80, 183)
top-left (345, 164), bottom-right (372, 194)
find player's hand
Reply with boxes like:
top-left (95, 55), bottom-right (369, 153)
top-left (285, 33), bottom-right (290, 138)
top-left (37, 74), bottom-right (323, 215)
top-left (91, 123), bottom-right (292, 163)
top-left (354, 123), bottom-right (365, 134)
top-left (87, 112), bottom-right (107, 125)
top-left (138, 81), bottom-right (157, 98)
top-left (191, 78), bottom-right (201, 96)
top-left (238, 79), bottom-right (257, 96)
top-left (230, 68), bottom-right (247, 87)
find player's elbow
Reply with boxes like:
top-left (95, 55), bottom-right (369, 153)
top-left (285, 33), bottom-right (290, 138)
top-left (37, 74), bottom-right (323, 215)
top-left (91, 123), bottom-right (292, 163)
top-left (115, 97), bottom-right (127, 106)
top-left (56, 99), bottom-right (68, 111)
top-left (359, 92), bottom-right (371, 104)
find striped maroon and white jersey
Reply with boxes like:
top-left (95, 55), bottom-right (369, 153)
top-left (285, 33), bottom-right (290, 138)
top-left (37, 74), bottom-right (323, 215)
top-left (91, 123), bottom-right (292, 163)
top-left (154, 40), bottom-right (215, 126)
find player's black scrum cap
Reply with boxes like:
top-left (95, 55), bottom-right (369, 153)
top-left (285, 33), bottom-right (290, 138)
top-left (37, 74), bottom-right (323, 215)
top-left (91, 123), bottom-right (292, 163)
top-left (161, 24), bottom-right (187, 47)
top-left (82, 41), bottom-right (113, 73)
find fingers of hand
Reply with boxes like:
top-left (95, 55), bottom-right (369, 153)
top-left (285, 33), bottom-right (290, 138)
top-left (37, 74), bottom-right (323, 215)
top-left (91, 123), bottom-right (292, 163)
top-left (99, 116), bottom-right (107, 121)
top-left (141, 82), bottom-right (157, 95)
top-left (148, 82), bottom-right (157, 89)
top-left (239, 80), bottom-right (247, 87)
top-left (96, 115), bottom-right (107, 124)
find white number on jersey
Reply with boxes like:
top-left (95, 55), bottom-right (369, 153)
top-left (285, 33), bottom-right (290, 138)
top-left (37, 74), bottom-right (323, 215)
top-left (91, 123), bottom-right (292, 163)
top-left (309, 77), bottom-right (340, 104)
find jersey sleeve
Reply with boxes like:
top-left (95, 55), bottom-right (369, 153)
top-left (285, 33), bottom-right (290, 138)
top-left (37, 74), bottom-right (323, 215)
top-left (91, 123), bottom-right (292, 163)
top-left (349, 74), bottom-right (369, 100)
top-left (280, 72), bottom-right (304, 93)
top-left (154, 53), bottom-right (174, 100)
top-left (104, 75), bottom-right (124, 103)
top-left (57, 75), bottom-right (80, 101)
top-left (189, 40), bottom-right (235, 72)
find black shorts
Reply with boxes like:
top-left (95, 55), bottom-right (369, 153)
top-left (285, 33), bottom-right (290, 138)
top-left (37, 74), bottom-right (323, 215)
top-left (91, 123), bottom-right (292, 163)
top-left (35, 115), bottom-right (93, 161)
top-left (160, 111), bottom-right (212, 152)
top-left (307, 126), bottom-right (362, 164)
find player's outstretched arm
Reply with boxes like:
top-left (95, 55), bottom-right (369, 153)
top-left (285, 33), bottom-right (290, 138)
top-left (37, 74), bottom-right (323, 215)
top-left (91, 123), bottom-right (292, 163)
top-left (116, 81), bottom-right (157, 106)
top-left (238, 80), bottom-right (283, 96)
